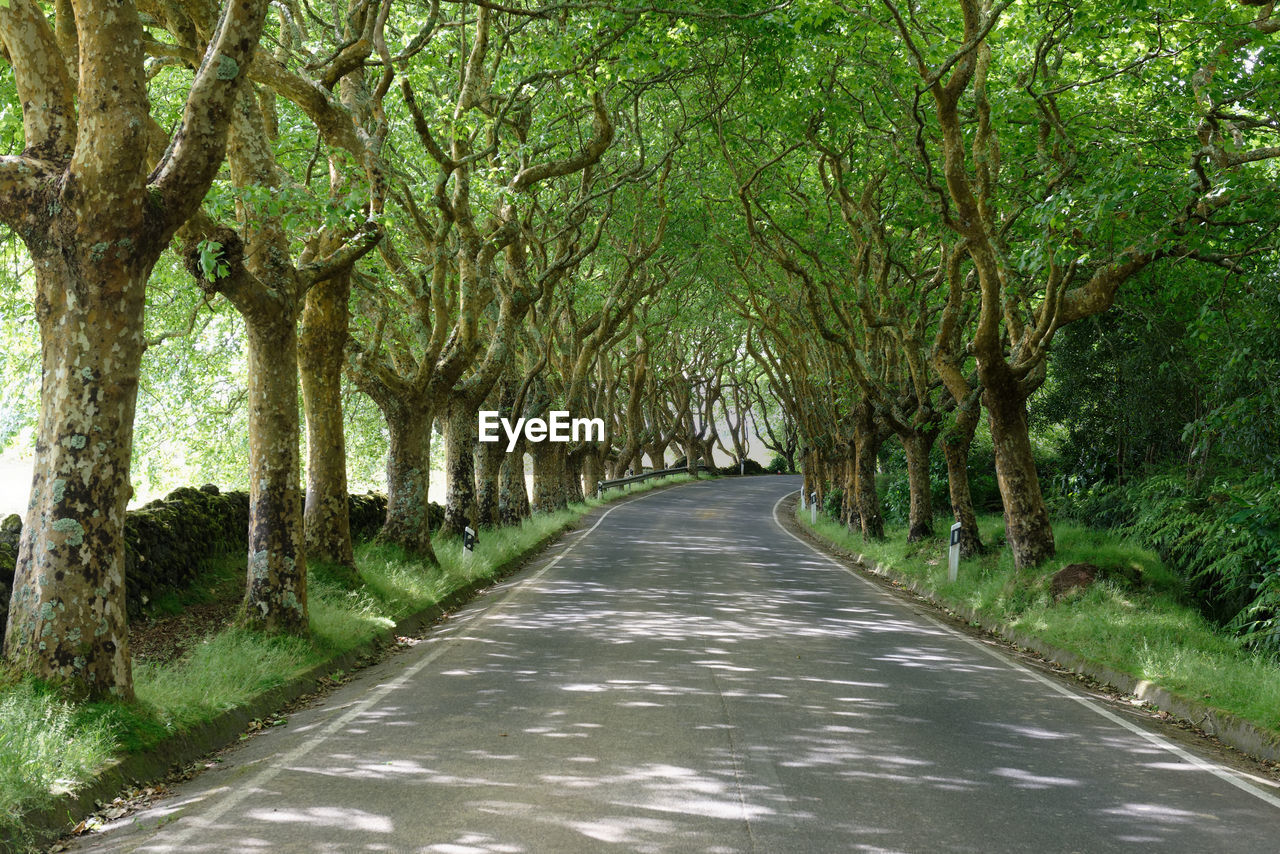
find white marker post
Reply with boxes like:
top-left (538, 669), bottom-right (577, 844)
top-left (799, 490), bottom-right (806, 510)
top-left (810, 492), bottom-right (818, 525)
top-left (464, 525), bottom-right (477, 560)
top-left (948, 521), bottom-right (962, 582)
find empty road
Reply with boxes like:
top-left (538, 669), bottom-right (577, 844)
top-left (71, 476), bottom-right (1280, 853)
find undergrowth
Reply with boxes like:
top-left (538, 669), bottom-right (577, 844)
top-left (801, 508), bottom-right (1280, 734)
top-left (1054, 470), bottom-right (1280, 648)
top-left (0, 681), bottom-right (118, 845)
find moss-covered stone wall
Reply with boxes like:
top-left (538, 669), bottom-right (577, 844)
top-left (1, 486), bottom-right (402, 647)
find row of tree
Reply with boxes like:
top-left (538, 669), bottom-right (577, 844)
top-left (1, 0), bottom-right (1275, 702)
top-left (0, 0), bottom-right (800, 700)
top-left (701, 0), bottom-right (1279, 572)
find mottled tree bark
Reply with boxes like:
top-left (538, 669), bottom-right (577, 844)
top-left (383, 407), bottom-right (438, 560)
top-left (901, 431), bottom-right (938, 542)
top-left (841, 449), bottom-right (860, 531)
top-left (614, 363), bottom-right (647, 477)
top-left (942, 403), bottom-right (985, 558)
top-left (983, 365), bottom-right (1054, 569)
top-left (474, 440), bottom-right (503, 527)
top-left (243, 316), bottom-right (307, 632)
top-left (581, 450), bottom-right (603, 499)
top-left (197, 86), bottom-right (376, 631)
top-left (4, 250), bottom-right (147, 699)
top-left (683, 436), bottom-right (700, 476)
top-left (299, 270), bottom-right (355, 569)
top-left (442, 405), bottom-right (478, 537)
top-left (564, 451), bottom-right (586, 504)
top-left (0, 0), bottom-right (268, 698)
top-left (531, 443), bottom-right (568, 513)
top-left (499, 442), bottom-right (530, 524)
top-left (800, 447), bottom-right (815, 507)
top-left (853, 404), bottom-right (885, 541)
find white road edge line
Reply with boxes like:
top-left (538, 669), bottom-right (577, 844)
top-left (770, 491), bottom-right (1280, 811)
top-left (145, 486), bottom-right (677, 852)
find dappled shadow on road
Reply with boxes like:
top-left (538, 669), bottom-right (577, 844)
top-left (78, 481), bottom-right (1277, 853)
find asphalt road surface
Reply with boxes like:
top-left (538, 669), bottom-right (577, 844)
top-left (69, 476), bottom-right (1280, 853)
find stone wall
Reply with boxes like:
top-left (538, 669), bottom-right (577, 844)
top-left (0, 487), bottom-right (407, 646)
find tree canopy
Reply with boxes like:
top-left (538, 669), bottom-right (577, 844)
top-left (1, 0), bottom-right (1277, 697)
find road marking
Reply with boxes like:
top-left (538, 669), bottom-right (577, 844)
top-left (770, 491), bottom-right (1280, 811)
top-left (143, 487), bottom-right (678, 852)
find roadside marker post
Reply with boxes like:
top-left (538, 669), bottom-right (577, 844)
top-left (948, 521), bottom-right (962, 582)
top-left (810, 492), bottom-right (818, 525)
top-left (464, 525), bottom-right (477, 558)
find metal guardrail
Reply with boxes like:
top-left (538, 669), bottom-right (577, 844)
top-left (596, 463), bottom-right (715, 497)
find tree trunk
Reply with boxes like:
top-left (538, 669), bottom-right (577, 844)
top-left (902, 431), bottom-right (937, 542)
top-left (841, 449), bottom-right (859, 532)
top-left (582, 450), bottom-right (603, 499)
top-left (942, 405), bottom-right (985, 558)
top-left (499, 442), bottom-right (530, 524)
top-left (564, 451), bottom-right (586, 504)
top-left (382, 406), bottom-right (438, 561)
top-left (531, 443), bottom-right (568, 513)
top-left (800, 447), bottom-right (814, 507)
top-left (853, 405), bottom-right (885, 541)
top-left (242, 317), bottom-right (308, 633)
top-left (684, 437), bottom-right (700, 476)
top-left (442, 405), bottom-right (477, 537)
top-left (298, 270), bottom-right (354, 569)
top-left (474, 440), bottom-right (503, 527)
top-left (474, 383), bottom-right (509, 527)
top-left (0, 0), bottom-right (268, 699)
top-left (983, 369), bottom-right (1055, 569)
top-left (613, 446), bottom-right (639, 479)
top-left (4, 255), bottom-right (146, 700)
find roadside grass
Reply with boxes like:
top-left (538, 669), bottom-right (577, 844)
top-left (0, 681), bottom-right (118, 839)
top-left (801, 508), bottom-right (1280, 734)
top-left (0, 473), bottom-right (696, 843)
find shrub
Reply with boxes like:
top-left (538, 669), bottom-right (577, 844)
top-left (823, 487), bottom-right (844, 520)
top-left (718, 459), bottom-right (767, 476)
top-left (878, 444), bottom-right (953, 525)
top-left (766, 454), bottom-right (793, 474)
top-left (1056, 470), bottom-right (1280, 648)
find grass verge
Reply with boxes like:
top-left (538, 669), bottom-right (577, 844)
top-left (799, 507), bottom-right (1280, 736)
top-left (0, 473), bottom-right (696, 844)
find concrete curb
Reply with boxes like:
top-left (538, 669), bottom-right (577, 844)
top-left (793, 509), bottom-right (1280, 767)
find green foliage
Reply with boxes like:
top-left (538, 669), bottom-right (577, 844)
top-left (0, 237), bottom-right (38, 453)
top-left (1035, 304), bottom-right (1201, 485)
top-left (821, 486), bottom-right (842, 519)
top-left (1056, 471), bottom-right (1280, 648)
top-left (800, 507), bottom-right (1280, 733)
top-left (0, 679), bottom-right (119, 840)
top-left (1182, 273), bottom-right (1280, 479)
top-left (765, 454), bottom-right (792, 474)
top-left (194, 240), bottom-right (229, 282)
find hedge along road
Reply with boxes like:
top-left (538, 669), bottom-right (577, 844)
top-left (69, 476), bottom-right (1280, 853)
